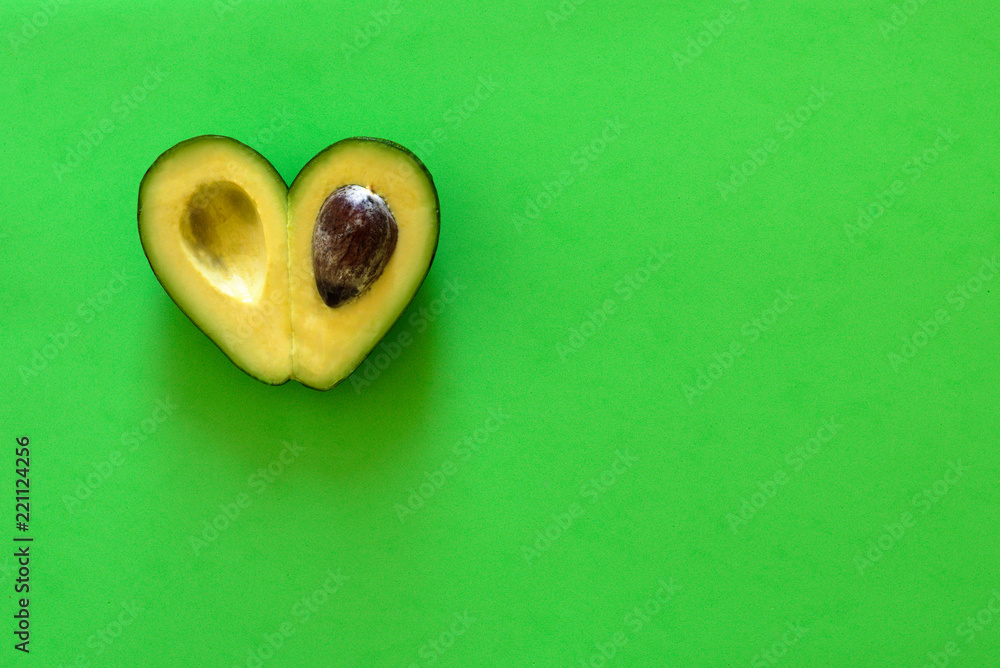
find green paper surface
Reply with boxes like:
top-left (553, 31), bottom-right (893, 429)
top-left (2, 1), bottom-right (998, 665)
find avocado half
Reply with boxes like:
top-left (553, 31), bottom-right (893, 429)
top-left (137, 136), bottom-right (439, 390)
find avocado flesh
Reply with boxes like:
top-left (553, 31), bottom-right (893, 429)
top-left (138, 136), bottom-right (292, 385)
top-left (138, 136), bottom-right (438, 390)
top-left (288, 138), bottom-right (440, 390)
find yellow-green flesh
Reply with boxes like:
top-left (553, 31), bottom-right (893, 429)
top-left (138, 136), bottom-right (438, 389)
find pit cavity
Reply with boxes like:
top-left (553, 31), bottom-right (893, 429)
top-left (180, 181), bottom-right (267, 302)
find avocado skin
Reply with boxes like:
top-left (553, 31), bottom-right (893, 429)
top-left (137, 135), bottom-right (291, 386)
top-left (137, 135), bottom-right (439, 391)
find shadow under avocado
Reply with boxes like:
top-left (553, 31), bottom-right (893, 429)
top-left (153, 272), bottom-right (441, 473)
top-left (289, 291), bottom-right (440, 475)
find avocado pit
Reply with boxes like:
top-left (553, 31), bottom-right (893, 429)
top-left (311, 184), bottom-right (398, 308)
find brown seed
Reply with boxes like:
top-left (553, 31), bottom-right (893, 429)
top-left (311, 185), bottom-right (398, 308)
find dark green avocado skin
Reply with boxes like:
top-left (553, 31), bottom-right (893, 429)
top-left (137, 135), bottom-right (440, 391)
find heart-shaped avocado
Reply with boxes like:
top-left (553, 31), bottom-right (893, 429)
top-left (137, 136), bottom-right (439, 390)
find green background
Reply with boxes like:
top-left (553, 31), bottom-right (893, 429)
top-left (2, 0), bottom-right (998, 665)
